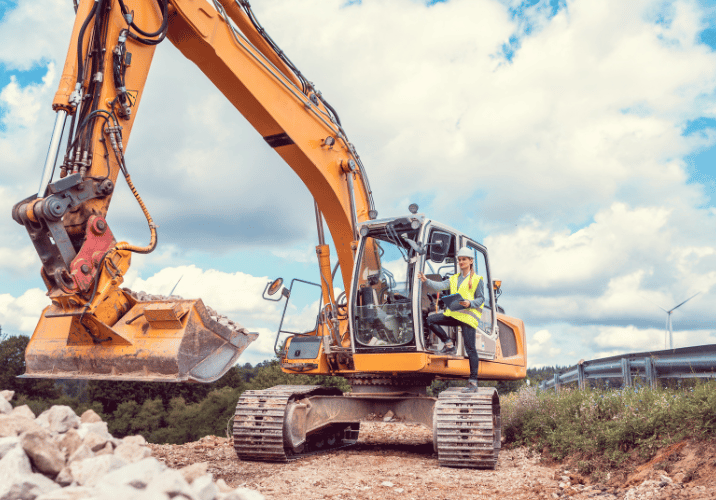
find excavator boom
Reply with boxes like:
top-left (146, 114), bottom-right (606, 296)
top-left (13, 0), bottom-right (371, 381)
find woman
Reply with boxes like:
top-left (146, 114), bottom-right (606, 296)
top-left (418, 247), bottom-right (484, 392)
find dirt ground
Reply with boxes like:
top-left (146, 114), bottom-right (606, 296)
top-left (148, 422), bottom-right (716, 500)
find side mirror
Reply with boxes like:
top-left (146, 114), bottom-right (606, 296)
top-left (263, 278), bottom-right (290, 301)
top-left (268, 277), bottom-right (283, 296)
top-left (493, 280), bottom-right (502, 301)
top-left (427, 231), bottom-right (451, 263)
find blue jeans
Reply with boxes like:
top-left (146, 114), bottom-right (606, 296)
top-left (426, 313), bottom-right (479, 381)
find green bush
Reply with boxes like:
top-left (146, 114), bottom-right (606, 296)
top-left (501, 381), bottom-right (716, 474)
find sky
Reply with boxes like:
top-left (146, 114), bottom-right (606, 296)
top-left (1, 0), bottom-right (716, 369)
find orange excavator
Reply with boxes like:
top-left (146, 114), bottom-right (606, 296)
top-left (13, 0), bottom-right (526, 468)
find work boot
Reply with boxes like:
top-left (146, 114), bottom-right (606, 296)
top-left (438, 342), bottom-right (455, 354)
top-left (462, 381), bottom-right (478, 393)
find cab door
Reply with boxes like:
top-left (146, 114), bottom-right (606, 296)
top-left (459, 238), bottom-right (498, 360)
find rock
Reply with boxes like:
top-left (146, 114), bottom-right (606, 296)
top-left (69, 454), bottom-right (127, 487)
top-left (0, 445), bottom-right (32, 477)
top-left (92, 481), bottom-right (146, 500)
top-left (102, 457), bottom-right (166, 489)
top-left (381, 481), bottom-right (394, 487)
top-left (79, 410), bottom-right (102, 424)
top-left (113, 442), bottom-right (151, 464)
top-left (382, 410), bottom-right (395, 422)
top-left (143, 468), bottom-right (195, 500)
top-left (21, 430), bottom-right (66, 478)
top-left (82, 432), bottom-right (108, 453)
top-left (11, 405), bottom-right (36, 421)
top-left (55, 466), bottom-right (74, 487)
top-left (179, 462), bottom-right (209, 484)
top-left (192, 474), bottom-right (218, 500)
top-left (216, 479), bottom-right (233, 494)
top-left (0, 436), bottom-right (20, 459)
top-left (94, 442), bottom-right (114, 457)
top-left (0, 391), bottom-right (14, 402)
top-left (34, 486), bottom-right (96, 500)
top-left (57, 429), bottom-right (82, 460)
top-left (221, 488), bottom-right (265, 500)
top-left (395, 488), bottom-right (405, 493)
top-left (0, 397), bottom-right (12, 415)
top-left (36, 407), bottom-right (80, 435)
top-left (0, 414), bottom-right (44, 438)
top-left (76, 422), bottom-right (112, 441)
top-left (122, 435), bottom-right (147, 447)
top-left (0, 447), bottom-right (59, 500)
top-left (68, 444), bottom-right (95, 464)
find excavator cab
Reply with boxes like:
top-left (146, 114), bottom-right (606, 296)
top-left (351, 214), bottom-right (500, 359)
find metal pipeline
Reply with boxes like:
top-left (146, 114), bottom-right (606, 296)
top-left (37, 111), bottom-right (68, 198)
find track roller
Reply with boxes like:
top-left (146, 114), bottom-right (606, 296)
top-left (233, 385), bottom-right (359, 462)
top-left (433, 386), bottom-right (501, 469)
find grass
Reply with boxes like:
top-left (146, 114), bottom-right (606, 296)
top-left (501, 381), bottom-right (716, 479)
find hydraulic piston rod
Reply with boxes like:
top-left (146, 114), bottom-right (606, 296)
top-left (37, 111), bottom-right (67, 198)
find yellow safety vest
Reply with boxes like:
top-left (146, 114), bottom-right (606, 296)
top-left (443, 273), bottom-right (483, 329)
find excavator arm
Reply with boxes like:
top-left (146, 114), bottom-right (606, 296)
top-left (12, 0), bottom-right (374, 381)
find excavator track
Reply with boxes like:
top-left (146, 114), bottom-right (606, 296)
top-left (233, 385), bottom-right (359, 462)
top-left (434, 387), bottom-right (501, 469)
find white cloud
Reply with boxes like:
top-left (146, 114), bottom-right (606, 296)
top-left (2, 0), bottom-right (716, 368)
top-left (0, 288), bottom-right (50, 334)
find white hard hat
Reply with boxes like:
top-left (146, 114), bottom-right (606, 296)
top-left (457, 247), bottom-right (473, 259)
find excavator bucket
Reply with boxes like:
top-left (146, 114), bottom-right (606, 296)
top-left (22, 294), bottom-right (258, 383)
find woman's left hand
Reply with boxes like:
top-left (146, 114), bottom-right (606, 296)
top-left (459, 300), bottom-right (470, 308)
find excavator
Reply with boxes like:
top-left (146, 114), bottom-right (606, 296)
top-left (12, 0), bottom-right (526, 468)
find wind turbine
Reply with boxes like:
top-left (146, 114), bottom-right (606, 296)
top-left (657, 292), bottom-right (700, 349)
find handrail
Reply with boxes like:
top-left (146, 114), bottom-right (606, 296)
top-left (539, 344), bottom-right (716, 390)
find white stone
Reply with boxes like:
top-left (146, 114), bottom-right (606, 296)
top-left (221, 488), bottom-right (265, 500)
top-left (92, 481), bottom-right (144, 500)
top-left (94, 442), bottom-right (114, 457)
top-left (55, 466), bottom-right (74, 487)
top-left (0, 447), bottom-right (59, 500)
top-left (0, 397), bottom-right (12, 415)
top-left (0, 414), bottom-right (44, 438)
top-left (381, 481), bottom-right (394, 487)
top-left (21, 430), bottom-right (66, 478)
top-left (122, 435), bottom-right (147, 447)
top-left (82, 431), bottom-right (108, 453)
top-left (76, 422), bottom-right (112, 441)
top-left (0, 445), bottom-right (32, 477)
top-left (36, 406), bottom-right (81, 434)
top-left (0, 473), bottom-right (59, 500)
top-left (382, 410), bottom-right (395, 422)
top-left (68, 444), bottom-right (95, 464)
top-left (0, 391), bottom-right (14, 402)
top-left (179, 462), bottom-right (209, 484)
top-left (114, 442), bottom-right (152, 464)
top-left (395, 488), bottom-right (405, 493)
top-left (69, 454), bottom-right (128, 487)
top-left (192, 474), bottom-right (218, 500)
top-left (79, 410), bottom-right (102, 424)
top-left (34, 486), bottom-right (96, 500)
top-left (215, 479), bottom-right (232, 494)
top-left (102, 457), bottom-right (166, 489)
top-left (143, 469), bottom-right (196, 500)
top-left (10, 405), bottom-right (36, 421)
top-left (0, 436), bottom-right (20, 459)
top-left (57, 429), bottom-right (82, 460)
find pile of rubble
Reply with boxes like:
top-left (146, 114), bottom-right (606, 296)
top-left (0, 390), bottom-right (262, 500)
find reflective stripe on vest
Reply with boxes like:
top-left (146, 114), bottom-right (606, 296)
top-left (443, 273), bottom-right (483, 330)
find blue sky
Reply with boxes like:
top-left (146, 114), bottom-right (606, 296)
top-left (2, 0), bottom-right (716, 367)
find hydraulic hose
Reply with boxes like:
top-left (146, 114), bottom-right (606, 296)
top-left (114, 173), bottom-right (158, 254)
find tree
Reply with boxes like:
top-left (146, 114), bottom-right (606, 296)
top-left (0, 336), bottom-right (59, 401)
